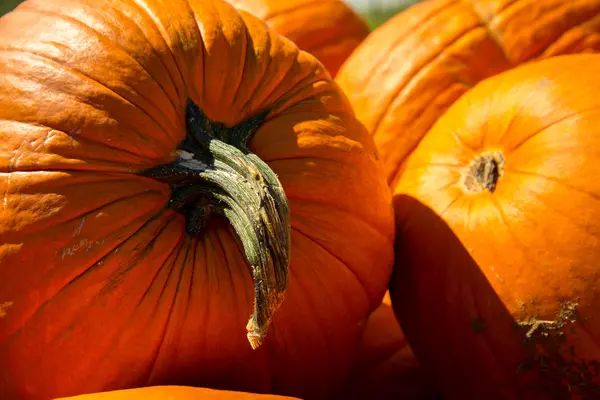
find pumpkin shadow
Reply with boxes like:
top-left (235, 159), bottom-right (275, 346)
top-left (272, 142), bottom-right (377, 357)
top-left (390, 194), bottom-right (582, 400)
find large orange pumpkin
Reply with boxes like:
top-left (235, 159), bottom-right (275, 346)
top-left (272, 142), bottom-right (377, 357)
top-left (0, 0), bottom-right (394, 399)
top-left (336, 0), bottom-right (600, 186)
top-left (226, 0), bottom-right (369, 76)
top-left (55, 386), bottom-right (299, 400)
top-left (391, 54), bottom-right (600, 399)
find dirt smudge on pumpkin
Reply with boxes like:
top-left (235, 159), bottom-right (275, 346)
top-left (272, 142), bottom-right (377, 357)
top-left (515, 299), bottom-right (600, 398)
top-left (0, 301), bottom-right (13, 318)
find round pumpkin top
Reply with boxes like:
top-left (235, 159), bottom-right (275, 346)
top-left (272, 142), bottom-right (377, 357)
top-left (227, 0), bottom-right (370, 76)
top-left (336, 0), bottom-right (600, 186)
top-left (0, 0), bottom-right (394, 399)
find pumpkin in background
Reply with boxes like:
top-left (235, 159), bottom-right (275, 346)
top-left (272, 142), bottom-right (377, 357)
top-left (0, 0), bottom-right (394, 399)
top-left (336, 0), bottom-right (600, 186)
top-left (341, 292), bottom-right (441, 399)
top-left (55, 386), bottom-right (299, 400)
top-left (391, 54), bottom-right (600, 399)
top-left (227, 0), bottom-right (369, 76)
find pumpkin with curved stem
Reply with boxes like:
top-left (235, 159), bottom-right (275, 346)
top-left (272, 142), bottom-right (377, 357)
top-left (0, 0), bottom-right (394, 399)
top-left (391, 54), bottom-right (600, 399)
top-left (55, 386), bottom-right (299, 400)
top-left (336, 0), bottom-right (600, 186)
top-left (227, 0), bottom-right (370, 77)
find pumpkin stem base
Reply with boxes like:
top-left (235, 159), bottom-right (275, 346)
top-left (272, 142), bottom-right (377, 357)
top-left (463, 151), bottom-right (505, 194)
top-left (139, 100), bottom-right (291, 350)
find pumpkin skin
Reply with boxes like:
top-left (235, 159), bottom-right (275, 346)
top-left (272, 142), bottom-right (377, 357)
top-left (55, 386), bottom-right (299, 400)
top-left (391, 54), bottom-right (600, 399)
top-left (0, 0), bottom-right (394, 399)
top-left (342, 292), bottom-right (440, 399)
top-left (336, 0), bottom-right (600, 186)
top-left (226, 0), bottom-right (369, 77)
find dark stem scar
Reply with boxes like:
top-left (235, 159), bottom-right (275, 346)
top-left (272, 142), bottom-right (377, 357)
top-left (138, 100), bottom-right (291, 349)
top-left (463, 151), bottom-right (505, 194)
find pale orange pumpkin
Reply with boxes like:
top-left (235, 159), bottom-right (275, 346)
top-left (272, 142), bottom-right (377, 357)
top-left (392, 54), bottom-right (600, 399)
top-left (0, 0), bottom-right (394, 399)
top-left (227, 0), bottom-right (369, 76)
top-left (337, 0), bottom-right (600, 186)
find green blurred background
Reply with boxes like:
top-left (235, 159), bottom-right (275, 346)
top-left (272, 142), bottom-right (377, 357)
top-left (0, 0), bottom-right (420, 29)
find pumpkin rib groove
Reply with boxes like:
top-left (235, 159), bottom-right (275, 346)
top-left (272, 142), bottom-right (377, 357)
top-left (99, 211), bottom-right (179, 295)
top-left (519, 179), bottom-right (600, 239)
top-left (0, 118), bottom-right (162, 163)
top-left (387, 80), bottom-right (475, 187)
top-left (368, 22), bottom-right (489, 139)
top-left (0, 5), bottom-right (181, 133)
top-left (0, 44), bottom-right (177, 142)
top-left (142, 234), bottom-right (190, 385)
top-left (129, 0), bottom-right (189, 103)
top-left (122, 0), bottom-right (188, 102)
top-left (292, 228), bottom-right (371, 310)
top-left (1, 208), bottom-right (173, 345)
top-left (488, 194), bottom-right (539, 279)
top-left (103, 0), bottom-right (184, 110)
top-left (34, 0), bottom-right (183, 115)
top-left (227, 22), bottom-right (251, 115)
top-left (347, 0), bottom-right (461, 97)
top-left (468, 0), bottom-right (514, 68)
top-left (507, 106), bottom-right (600, 154)
top-left (505, 168), bottom-right (600, 204)
top-left (235, 17), bottom-right (279, 118)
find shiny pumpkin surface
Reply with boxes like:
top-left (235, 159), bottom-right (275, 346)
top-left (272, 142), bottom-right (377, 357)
top-left (227, 0), bottom-right (369, 76)
top-left (392, 54), bottom-right (600, 399)
top-left (336, 0), bottom-right (600, 186)
top-left (55, 386), bottom-right (299, 400)
top-left (0, 0), bottom-right (394, 399)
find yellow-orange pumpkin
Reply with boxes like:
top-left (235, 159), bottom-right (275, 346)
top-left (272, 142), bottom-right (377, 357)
top-left (392, 54), bottom-right (600, 399)
top-left (55, 386), bottom-right (299, 400)
top-left (0, 0), bottom-right (394, 399)
top-left (336, 0), bottom-right (600, 186)
top-left (227, 0), bottom-right (369, 76)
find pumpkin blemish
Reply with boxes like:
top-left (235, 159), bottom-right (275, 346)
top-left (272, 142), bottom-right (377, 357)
top-left (138, 99), bottom-right (290, 350)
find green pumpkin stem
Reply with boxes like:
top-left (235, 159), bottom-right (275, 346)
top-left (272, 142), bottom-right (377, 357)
top-left (139, 100), bottom-right (291, 349)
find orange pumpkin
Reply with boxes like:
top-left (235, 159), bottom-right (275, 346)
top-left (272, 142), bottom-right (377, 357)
top-left (391, 54), bottom-right (600, 399)
top-left (227, 0), bottom-right (369, 76)
top-left (55, 386), bottom-right (299, 400)
top-left (342, 292), bottom-right (440, 399)
top-left (0, 0), bottom-right (394, 399)
top-left (336, 0), bottom-right (600, 186)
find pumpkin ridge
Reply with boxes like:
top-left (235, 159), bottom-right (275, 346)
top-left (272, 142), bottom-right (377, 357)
top-left (468, 0), bottom-right (515, 67)
top-left (342, 0), bottom-right (461, 96)
top-left (368, 21), bottom-right (490, 140)
top-left (12, 3), bottom-right (183, 116)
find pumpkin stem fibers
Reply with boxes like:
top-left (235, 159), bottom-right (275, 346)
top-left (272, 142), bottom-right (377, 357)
top-left (139, 100), bottom-right (291, 350)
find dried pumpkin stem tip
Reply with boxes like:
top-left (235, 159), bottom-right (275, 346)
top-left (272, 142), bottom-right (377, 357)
top-left (139, 100), bottom-right (291, 349)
